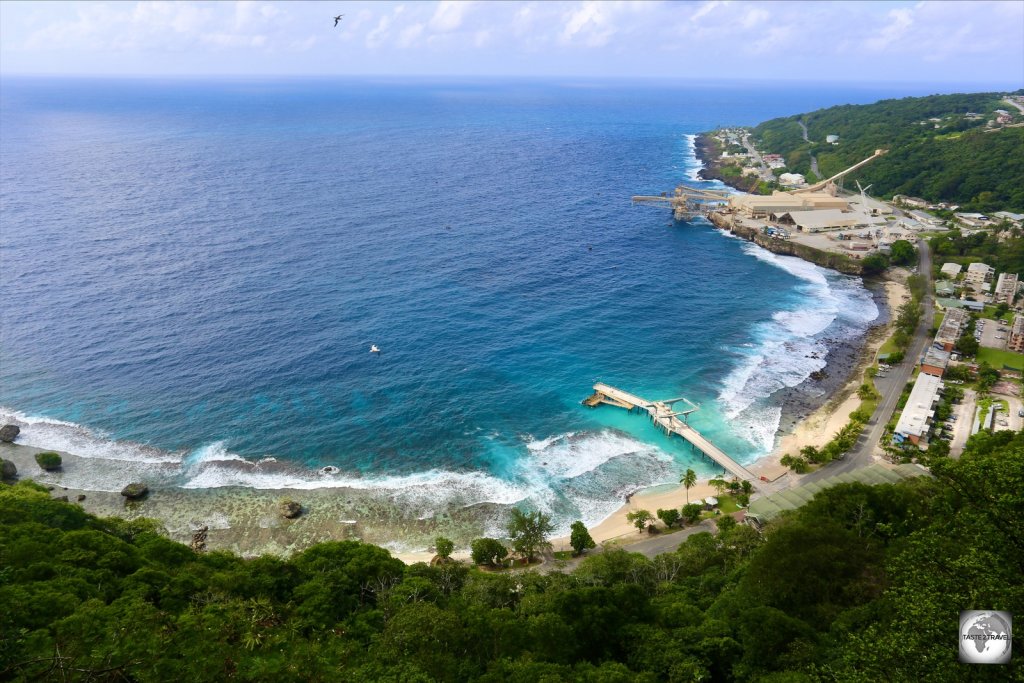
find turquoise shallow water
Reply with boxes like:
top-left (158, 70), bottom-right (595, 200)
top-left (0, 78), bottom-right (901, 529)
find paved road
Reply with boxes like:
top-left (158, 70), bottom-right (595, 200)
top-left (803, 241), bottom-right (932, 482)
top-left (1002, 395), bottom-right (1023, 432)
top-left (624, 519), bottom-right (718, 558)
top-left (541, 519), bottom-right (718, 572)
top-left (741, 132), bottom-right (775, 182)
top-left (798, 120), bottom-right (811, 142)
top-left (796, 120), bottom-right (820, 178)
top-left (948, 388), bottom-right (977, 457)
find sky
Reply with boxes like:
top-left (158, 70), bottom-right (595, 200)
top-left (1, 0), bottom-right (1022, 85)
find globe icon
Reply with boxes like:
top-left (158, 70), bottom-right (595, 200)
top-left (960, 611), bottom-right (1012, 664)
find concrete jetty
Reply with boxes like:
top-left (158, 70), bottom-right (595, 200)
top-left (583, 382), bottom-right (761, 489)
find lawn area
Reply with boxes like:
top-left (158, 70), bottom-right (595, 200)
top-left (933, 311), bottom-right (944, 329)
top-left (860, 396), bottom-right (879, 417)
top-left (878, 335), bottom-right (900, 356)
top-left (977, 347), bottom-right (1024, 371)
top-left (715, 494), bottom-right (742, 514)
top-left (981, 306), bottom-right (1014, 323)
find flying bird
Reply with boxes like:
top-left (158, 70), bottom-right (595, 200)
top-left (334, 14), bottom-right (344, 27)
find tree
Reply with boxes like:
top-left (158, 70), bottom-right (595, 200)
top-left (506, 508), bottom-right (554, 562)
top-left (889, 239), bottom-right (918, 266)
top-left (780, 454), bottom-right (810, 474)
top-left (569, 521), bottom-right (596, 557)
top-left (657, 508), bottom-right (681, 528)
top-left (708, 478), bottom-right (728, 496)
top-left (861, 252), bottom-right (889, 275)
top-left (434, 536), bottom-right (454, 561)
top-left (470, 538), bottom-right (508, 567)
top-left (626, 509), bottom-right (653, 533)
top-left (976, 361), bottom-right (1000, 391)
top-left (681, 503), bottom-right (703, 524)
top-left (955, 332), bottom-right (979, 357)
top-left (716, 514), bottom-right (738, 537)
top-left (680, 468), bottom-right (697, 503)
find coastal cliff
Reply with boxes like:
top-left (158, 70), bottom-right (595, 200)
top-left (694, 133), bottom-right (763, 193)
top-left (706, 211), bottom-right (864, 276)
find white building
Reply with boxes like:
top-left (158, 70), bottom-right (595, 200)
top-left (956, 212), bottom-right (992, 229)
top-left (893, 373), bottom-right (944, 447)
top-left (964, 262), bottom-right (995, 286)
top-left (940, 263), bottom-right (963, 279)
top-left (993, 211), bottom-right (1024, 226)
top-left (909, 210), bottom-right (945, 227)
top-left (994, 272), bottom-right (1019, 305)
top-left (771, 208), bottom-right (884, 233)
top-left (826, 134), bottom-right (840, 144)
top-left (778, 172), bottom-right (806, 186)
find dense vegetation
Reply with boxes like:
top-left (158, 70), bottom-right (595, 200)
top-left (930, 228), bottom-right (1024, 278)
top-left (752, 91), bottom-right (1024, 210)
top-left (2, 429), bottom-right (1022, 682)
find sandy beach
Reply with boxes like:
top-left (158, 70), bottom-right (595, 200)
top-left (568, 274), bottom-right (909, 551)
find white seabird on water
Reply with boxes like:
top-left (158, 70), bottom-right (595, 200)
top-left (370, 345), bottom-right (380, 353)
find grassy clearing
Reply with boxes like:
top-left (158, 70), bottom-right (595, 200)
top-left (878, 336), bottom-right (901, 356)
top-left (976, 347), bottom-right (1024, 371)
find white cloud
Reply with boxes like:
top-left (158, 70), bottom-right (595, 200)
top-left (561, 1), bottom-right (616, 47)
top-left (202, 32), bottom-right (267, 48)
top-left (397, 23), bottom-right (425, 48)
top-left (365, 13), bottom-right (394, 49)
top-left (430, 1), bottom-right (474, 33)
top-left (2, 0), bottom-right (1021, 83)
top-left (866, 7), bottom-right (914, 52)
top-left (690, 0), bottom-right (723, 23)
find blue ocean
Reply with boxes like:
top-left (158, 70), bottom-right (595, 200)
top-left (0, 78), bottom-right (914, 529)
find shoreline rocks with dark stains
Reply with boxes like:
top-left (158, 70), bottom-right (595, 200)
top-left (0, 424), bottom-right (20, 443)
top-left (121, 482), bottom-right (150, 500)
top-left (705, 210), bottom-right (865, 276)
top-left (693, 133), bottom-right (762, 192)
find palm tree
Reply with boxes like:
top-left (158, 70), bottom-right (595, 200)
top-left (680, 468), bottom-right (697, 503)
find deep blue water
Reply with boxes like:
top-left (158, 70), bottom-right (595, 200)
top-left (0, 78), bottom-right (907, 526)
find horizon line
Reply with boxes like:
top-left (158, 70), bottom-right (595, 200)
top-left (1, 71), bottom-right (1021, 89)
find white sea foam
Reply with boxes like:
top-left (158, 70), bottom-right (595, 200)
top-left (716, 241), bottom-right (879, 453)
top-left (520, 430), bottom-right (659, 480)
top-left (684, 134), bottom-right (703, 181)
top-left (0, 407), bottom-right (182, 464)
top-left (3, 400), bottom-right (678, 534)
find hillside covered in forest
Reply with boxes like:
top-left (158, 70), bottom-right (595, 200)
top-left (2, 431), bottom-right (1022, 682)
top-left (751, 91), bottom-right (1024, 211)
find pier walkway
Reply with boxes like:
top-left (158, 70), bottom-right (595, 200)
top-left (584, 382), bottom-right (761, 489)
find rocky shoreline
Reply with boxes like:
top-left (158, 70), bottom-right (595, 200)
top-left (773, 281), bottom-right (890, 436)
top-left (693, 132), bottom-right (762, 192)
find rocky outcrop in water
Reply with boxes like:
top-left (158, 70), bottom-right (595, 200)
top-left (35, 451), bottom-right (62, 471)
top-left (121, 483), bottom-right (149, 500)
top-left (0, 424), bottom-right (20, 443)
top-left (190, 525), bottom-right (209, 552)
top-left (280, 499), bottom-right (303, 519)
top-left (1, 459), bottom-right (17, 480)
